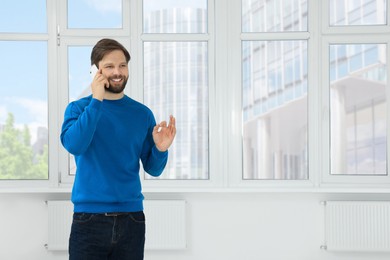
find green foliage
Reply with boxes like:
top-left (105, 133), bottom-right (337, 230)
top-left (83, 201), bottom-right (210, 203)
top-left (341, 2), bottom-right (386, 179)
top-left (0, 113), bottom-right (48, 180)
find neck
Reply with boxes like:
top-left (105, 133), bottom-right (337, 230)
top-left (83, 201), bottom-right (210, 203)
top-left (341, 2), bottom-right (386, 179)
top-left (104, 92), bottom-right (124, 100)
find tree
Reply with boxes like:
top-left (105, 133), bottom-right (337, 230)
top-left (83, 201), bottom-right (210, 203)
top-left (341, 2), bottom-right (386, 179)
top-left (0, 113), bottom-right (48, 180)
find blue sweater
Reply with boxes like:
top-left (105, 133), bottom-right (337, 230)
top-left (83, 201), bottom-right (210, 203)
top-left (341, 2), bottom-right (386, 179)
top-left (60, 95), bottom-right (168, 213)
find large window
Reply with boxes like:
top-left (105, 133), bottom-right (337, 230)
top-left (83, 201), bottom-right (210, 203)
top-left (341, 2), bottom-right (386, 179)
top-left (241, 0), bottom-right (309, 180)
top-left (323, 0), bottom-right (389, 184)
top-left (142, 0), bottom-right (210, 180)
top-left (1, 0), bottom-right (390, 189)
top-left (0, 0), bottom-right (48, 180)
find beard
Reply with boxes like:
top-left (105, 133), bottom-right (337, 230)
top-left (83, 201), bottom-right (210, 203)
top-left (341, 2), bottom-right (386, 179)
top-left (106, 75), bottom-right (128, 94)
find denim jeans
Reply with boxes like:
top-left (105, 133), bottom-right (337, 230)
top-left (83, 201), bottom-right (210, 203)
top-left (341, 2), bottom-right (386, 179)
top-left (69, 211), bottom-right (145, 260)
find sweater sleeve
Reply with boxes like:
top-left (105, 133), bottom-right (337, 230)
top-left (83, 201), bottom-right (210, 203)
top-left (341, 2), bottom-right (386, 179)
top-left (140, 114), bottom-right (169, 177)
top-left (60, 98), bottom-right (103, 156)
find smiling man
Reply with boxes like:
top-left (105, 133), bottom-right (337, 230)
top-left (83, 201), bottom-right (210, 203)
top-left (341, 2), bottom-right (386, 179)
top-left (60, 38), bottom-right (176, 260)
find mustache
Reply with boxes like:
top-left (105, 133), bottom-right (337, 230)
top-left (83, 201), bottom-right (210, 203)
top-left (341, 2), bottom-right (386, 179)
top-left (108, 75), bottom-right (126, 81)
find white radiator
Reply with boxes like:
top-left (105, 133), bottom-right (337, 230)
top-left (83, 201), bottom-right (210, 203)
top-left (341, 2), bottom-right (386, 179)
top-left (46, 200), bottom-right (186, 251)
top-left (322, 201), bottom-right (390, 252)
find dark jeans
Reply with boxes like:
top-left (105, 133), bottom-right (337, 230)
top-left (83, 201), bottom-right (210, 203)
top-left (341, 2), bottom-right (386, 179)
top-left (69, 211), bottom-right (145, 260)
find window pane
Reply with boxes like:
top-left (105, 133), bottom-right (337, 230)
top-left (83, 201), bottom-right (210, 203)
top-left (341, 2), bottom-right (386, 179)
top-left (0, 0), bottom-right (46, 33)
top-left (242, 41), bottom-right (308, 180)
top-left (68, 0), bottom-right (122, 29)
top-left (68, 46), bottom-right (94, 175)
top-left (143, 0), bottom-right (207, 33)
top-left (69, 46), bottom-right (93, 102)
top-left (329, 0), bottom-right (387, 26)
top-left (144, 42), bottom-right (209, 180)
top-left (242, 0), bottom-right (308, 32)
top-left (0, 41), bottom-right (48, 180)
top-left (330, 44), bottom-right (387, 175)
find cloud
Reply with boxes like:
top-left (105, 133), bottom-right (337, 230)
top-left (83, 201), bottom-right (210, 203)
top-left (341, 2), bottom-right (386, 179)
top-left (3, 96), bottom-right (47, 126)
top-left (14, 98), bottom-right (47, 125)
top-left (85, 0), bottom-right (122, 14)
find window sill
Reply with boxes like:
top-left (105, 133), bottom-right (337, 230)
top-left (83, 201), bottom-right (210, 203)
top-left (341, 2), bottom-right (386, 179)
top-left (1, 186), bottom-right (389, 194)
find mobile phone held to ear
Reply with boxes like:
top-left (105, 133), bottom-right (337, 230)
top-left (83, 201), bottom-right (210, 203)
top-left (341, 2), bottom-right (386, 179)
top-left (90, 64), bottom-right (98, 79)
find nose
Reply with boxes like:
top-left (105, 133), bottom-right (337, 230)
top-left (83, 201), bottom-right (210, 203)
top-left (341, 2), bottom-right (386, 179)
top-left (113, 66), bottom-right (121, 75)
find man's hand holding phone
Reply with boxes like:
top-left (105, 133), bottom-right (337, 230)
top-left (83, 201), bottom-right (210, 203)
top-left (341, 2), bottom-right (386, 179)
top-left (90, 65), bottom-right (109, 101)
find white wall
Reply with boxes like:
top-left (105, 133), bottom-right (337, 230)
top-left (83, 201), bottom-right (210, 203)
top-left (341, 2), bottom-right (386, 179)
top-left (1, 192), bottom-right (390, 260)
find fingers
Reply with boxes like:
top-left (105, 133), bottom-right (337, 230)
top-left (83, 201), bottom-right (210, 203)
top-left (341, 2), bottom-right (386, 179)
top-left (95, 69), bottom-right (109, 88)
top-left (169, 115), bottom-right (176, 128)
top-left (155, 115), bottom-right (176, 135)
top-left (168, 115), bottom-right (176, 135)
top-left (160, 121), bottom-right (167, 128)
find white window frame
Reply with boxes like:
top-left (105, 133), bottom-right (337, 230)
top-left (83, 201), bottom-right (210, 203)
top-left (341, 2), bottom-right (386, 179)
top-left (227, 0), bottom-right (319, 189)
top-left (56, 0), bottom-right (223, 190)
top-left (1, 0), bottom-right (390, 193)
top-left (0, 0), bottom-right (59, 190)
top-left (139, 0), bottom-right (225, 190)
top-left (319, 0), bottom-right (390, 187)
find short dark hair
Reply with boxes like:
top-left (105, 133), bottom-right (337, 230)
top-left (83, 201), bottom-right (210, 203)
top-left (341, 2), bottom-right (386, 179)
top-left (91, 38), bottom-right (131, 67)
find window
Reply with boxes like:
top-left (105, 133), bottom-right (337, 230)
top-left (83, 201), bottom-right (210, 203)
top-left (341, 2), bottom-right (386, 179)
top-left (0, 41), bottom-right (48, 180)
top-left (143, 0), bottom-right (207, 33)
top-left (57, 0), bottom-right (130, 182)
top-left (241, 0), bottom-right (309, 181)
top-left (242, 0), bottom-right (308, 32)
top-left (1, 0), bottom-right (390, 190)
top-left (0, 0), bottom-right (49, 180)
top-left (330, 44), bottom-right (387, 175)
top-left (242, 40), bottom-right (308, 180)
top-left (67, 0), bottom-right (123, 29)
top-left (329, 0), bottom-right (386, 26)
top-left (322, 0), bottom-right (389, 184)
top-left (142, 0), bottom-right (210, 180)
top-left (0, 0), bottom-right (47, 33)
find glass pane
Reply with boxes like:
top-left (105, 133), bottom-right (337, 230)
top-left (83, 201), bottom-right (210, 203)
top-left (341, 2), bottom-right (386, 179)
top-left (330, 44), bottom-right (387, 175)
top-left (68, 0), bottom-right (122, 29)
top-left (0, 41), bottom-right (48, 180)
top-left (69, 46), bottom-right (93, 102)
top-left (329, 0), bottom-right (387, 26)
top-left (0, 0), bottom-right (46, 33)
top-left (68, 46), bottom-right (94, 175)
top-left (242, 41), bottom-right (308, 180)
top-left (144, 42), bottom-right (209, 180)
top-left (143, 0), bottom-right (207, 33)
top-left (242, 0), bottom-right (308, 32)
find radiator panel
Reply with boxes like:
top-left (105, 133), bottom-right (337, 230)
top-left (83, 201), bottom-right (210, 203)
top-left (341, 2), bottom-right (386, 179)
top-left (324, 201), bottom-right (390, 252)
top-left (47, 200), bottom-right (73, 251)
top-left (46, 200), bottom-right (186, 251)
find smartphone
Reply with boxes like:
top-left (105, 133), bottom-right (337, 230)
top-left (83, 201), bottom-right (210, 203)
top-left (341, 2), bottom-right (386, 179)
top-left (90, 64), bottom-right (98, 79)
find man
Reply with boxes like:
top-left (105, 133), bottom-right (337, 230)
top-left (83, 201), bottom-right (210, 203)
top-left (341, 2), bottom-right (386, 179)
top-left (60, 38), bottom-right (176, 260)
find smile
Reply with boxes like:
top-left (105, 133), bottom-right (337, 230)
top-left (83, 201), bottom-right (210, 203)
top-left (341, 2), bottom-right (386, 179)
top-left (111, 78), bottom-right (122, 82)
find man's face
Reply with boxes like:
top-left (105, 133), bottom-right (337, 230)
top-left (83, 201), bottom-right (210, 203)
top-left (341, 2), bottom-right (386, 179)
top-left (98, 50), bottom-right (129, 94)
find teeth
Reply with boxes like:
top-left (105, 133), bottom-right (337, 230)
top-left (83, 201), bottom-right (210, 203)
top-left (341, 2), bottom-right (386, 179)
top-left (112, 78), bottom-right (121, 82)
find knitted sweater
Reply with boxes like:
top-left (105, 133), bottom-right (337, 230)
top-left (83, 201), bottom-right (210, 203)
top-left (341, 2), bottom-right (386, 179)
top-left (60, 95), bottom-right (168, 213)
